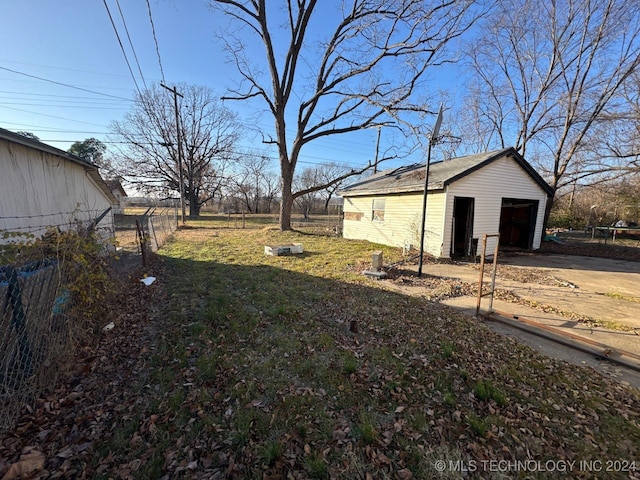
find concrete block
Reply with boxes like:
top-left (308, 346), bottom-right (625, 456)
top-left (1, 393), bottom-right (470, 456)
top-left (264, 243), bottom-right (304, 256)
top-left (371, 250), bottom-right (383, 271)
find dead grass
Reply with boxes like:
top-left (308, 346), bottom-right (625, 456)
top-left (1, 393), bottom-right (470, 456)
top-left (118, 220), bottom-right (640, 477)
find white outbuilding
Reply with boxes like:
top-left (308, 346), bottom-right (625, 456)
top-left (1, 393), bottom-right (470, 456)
top-left (0, 128), bottom-right (117, 242)
top-left (338, 147), bottom-right (553, 258)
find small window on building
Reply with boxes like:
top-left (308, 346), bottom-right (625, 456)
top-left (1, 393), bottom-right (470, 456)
top-left (372, 198), bottom-right (385, 222)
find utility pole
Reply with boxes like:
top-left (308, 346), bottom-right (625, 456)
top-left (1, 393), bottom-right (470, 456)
top-left (161, 83), bottom-right (186, 224)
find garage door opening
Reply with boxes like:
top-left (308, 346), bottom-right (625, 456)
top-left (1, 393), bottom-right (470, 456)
top-left (500, 198), bottom-right (539, 249)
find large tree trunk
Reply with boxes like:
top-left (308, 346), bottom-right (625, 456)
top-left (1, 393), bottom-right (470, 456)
top-left (189, 191), bottom-right (200, 217)
top-left (542, 180), bottom-right (559, 232)
top-left (279, 164), bottom-right (294, 230)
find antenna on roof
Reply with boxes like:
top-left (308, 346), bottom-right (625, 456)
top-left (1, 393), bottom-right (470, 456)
top-left (418, 104), bottom-right (444, 277)
top-left (431, 104), bottom-right (443, 144)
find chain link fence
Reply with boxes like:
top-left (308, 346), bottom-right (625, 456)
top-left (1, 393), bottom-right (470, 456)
top-left (0, 200), bottom-right (179, 433)
top-left (0, 221), bottom-right (116, 433)
top-left (0, 259), bottom-right (67, 431)
top-left (211, 212), bottom-right (343, 235)
top-left (114, 199), bottom-right (178, 257)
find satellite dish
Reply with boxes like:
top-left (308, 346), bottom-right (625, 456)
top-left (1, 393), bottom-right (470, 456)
top-left (431, 104), bottom-right (443, 145)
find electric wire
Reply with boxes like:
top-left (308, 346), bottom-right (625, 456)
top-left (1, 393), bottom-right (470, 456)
top-left (0, 102), bottom-right (125, 110)
top-left (0, 91), bottom-right (131, 103)
top-left (0, 105), bottom-right (111, 127)
top-left (102, 0), bottom-right (143, 97)
top-left (145, 0), bottom-right (165, 83)
top-left (0, 66), bottom-right (130, 101)
top-left (115, 0), bottom-right (147, 90)
top-left (0, 58), bottom-right (152, 80)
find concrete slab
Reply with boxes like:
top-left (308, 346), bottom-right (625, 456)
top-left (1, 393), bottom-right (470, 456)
top-left (264, 243), bottom-right (303, 256)
top-left (411, 257), bottom-right (640, 330)
top-left (387, 254), bottom-right (640, 388)
top-left (440, 296), bottom-right (640, 389)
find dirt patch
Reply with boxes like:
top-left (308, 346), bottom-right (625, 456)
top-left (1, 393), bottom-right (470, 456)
top-left (489, 264), bottom-right (577, 288)
top-left (385, 268), bottom-right (475, 301)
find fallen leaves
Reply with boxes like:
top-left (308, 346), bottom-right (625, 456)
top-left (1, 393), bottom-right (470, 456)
top-left (1, 447), bottom-right (44, 480)
top-left (1, 228), bottom-right (639, 479)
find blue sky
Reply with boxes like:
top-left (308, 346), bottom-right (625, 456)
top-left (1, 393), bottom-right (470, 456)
top-left (0, 1), bottom-right (464, 173)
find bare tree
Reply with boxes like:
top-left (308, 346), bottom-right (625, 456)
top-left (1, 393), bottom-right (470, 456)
top-left (111, 83), bottom-right (242, 216)
top-left (600, 72), bottom-right (640, 168)
top-left (210, 0), bottom-right (479, 230)
top-left (553, 173), bottom-right (640, 228)
top-left (316, 162), bottom-right (352, 213)
top-left (294, 167), bottom-right (321, 220)
top-left (230, 154), bottom-right (276, 213)
top-left (464, 0), bottom-right (640, 224)
top-left (260, 170), bottom-right (281, 214)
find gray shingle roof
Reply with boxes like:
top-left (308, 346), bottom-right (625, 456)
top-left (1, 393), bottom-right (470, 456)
top-left (338, 147), bottom-right (553, 197)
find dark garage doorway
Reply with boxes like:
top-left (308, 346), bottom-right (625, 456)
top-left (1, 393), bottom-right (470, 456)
top-left (452, 197), bottom-right (475, 257)
top-left (500, 198), bottom-right (539, 249)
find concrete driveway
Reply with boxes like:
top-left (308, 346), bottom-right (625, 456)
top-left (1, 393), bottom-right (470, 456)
top-left (497, 254), bottom-right (639, 329)
top-left (413, 254), bottom-right (639, 330)
top-left (393, 253), bottom-right (640, 387)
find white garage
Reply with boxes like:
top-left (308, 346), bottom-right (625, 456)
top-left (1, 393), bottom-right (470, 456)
top-left (338, 147), bottom-right (553, 258)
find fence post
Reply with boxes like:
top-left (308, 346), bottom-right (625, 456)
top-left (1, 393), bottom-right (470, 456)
top-left (136, 219), bottom-right (148, 267)
top-left (148, 215), bottom-right (159, 252)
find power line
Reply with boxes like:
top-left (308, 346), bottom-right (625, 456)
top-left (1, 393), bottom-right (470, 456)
top-left (0, 102), bottom-right (124, 110)
top-left (0, 125), bottom-right (111, 136)
top-left (0, 105), bottom-right (111, 127)
top-left (145, 0), bottom-right (165, 83)
top-left (0, 90), bottom-right (131, 103)
top-left (39, 139), bottom-right (154, 145)
top-left (102, 0), bottom-right (143, 97)
top-left (0, 66), bottom-right (131, 101)
top-left (115, 0), bottom-right (147, 90)
top-left (0, 58), bottom-right (158, 80)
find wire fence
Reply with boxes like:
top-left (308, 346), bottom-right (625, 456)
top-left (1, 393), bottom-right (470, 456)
top-left (0, 216), bottom-right (117, 433)
top-left (210, 212), bottom-right (344, 235)
top-left (0, 259), bottom-right (67, 432)
top-left (114, 200), bottom-right (178, 259)
top-left (0, 208), bottom-right (115, 246)
top-left (0, 199), bottom-right (179, 433)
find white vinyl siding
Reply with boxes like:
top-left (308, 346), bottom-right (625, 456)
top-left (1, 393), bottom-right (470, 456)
top-left (342, 191), bottom-right (446, 256)
top-left (443, 156), bottom-right (548, 254)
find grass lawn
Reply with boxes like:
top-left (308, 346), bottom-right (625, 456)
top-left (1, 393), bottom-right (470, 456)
top-left (6, 217), bottom-right (636, 479)
top-left (95, 219), bottom-right (640, 478)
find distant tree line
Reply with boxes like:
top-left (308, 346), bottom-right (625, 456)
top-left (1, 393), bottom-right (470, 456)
top-left (549, 175), bottom-right (640, 229)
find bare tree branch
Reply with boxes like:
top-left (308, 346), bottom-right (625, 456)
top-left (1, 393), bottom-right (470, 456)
top-left (461, 0), bottom-right (640, 227)
top-left (210, 0), bottom-right (481, 229)
top-left (111, 83), bottom-right (242, 215)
